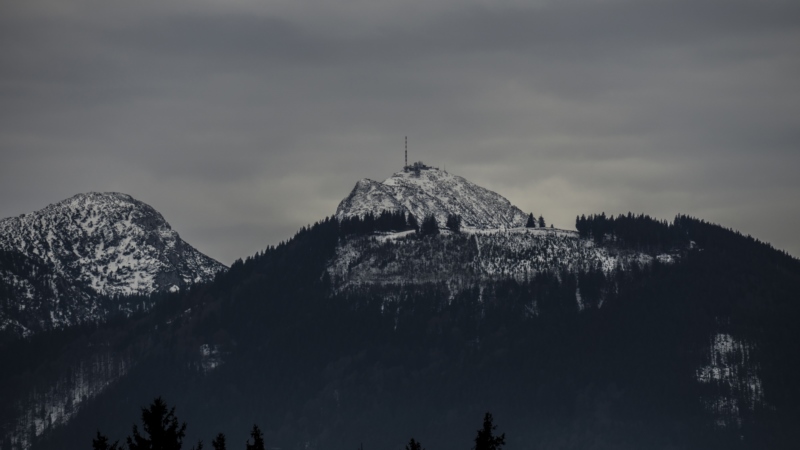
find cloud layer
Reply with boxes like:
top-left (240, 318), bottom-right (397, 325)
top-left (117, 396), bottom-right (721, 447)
top-left (2, 0), bottom-right (799, 263)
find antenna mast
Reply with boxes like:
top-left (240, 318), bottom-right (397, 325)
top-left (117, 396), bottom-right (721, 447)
top-left (405, 136), bottom-right (408, 168)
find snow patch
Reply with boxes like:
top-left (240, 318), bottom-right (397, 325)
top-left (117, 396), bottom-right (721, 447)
top-left (696, 333), bottom-right (765, 428)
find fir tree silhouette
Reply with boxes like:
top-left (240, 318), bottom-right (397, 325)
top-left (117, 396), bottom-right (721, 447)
top-left (473, 412), bottom-right (505, 450)
top-left (405, 438), bottom-right (425, 450)
top-left (211, 433), bottom-right (226, 450)
top-left (446, 214), bottom-right (462, 233)
top-left (92, 431), bottom-right (120, 450)
top-left (245, 425), bottom-right (265, 450)
top-left (526, 213), bottom-right (536, 228)
top-left (126, 397), bottom-right (187, 450)
top-left (419, 214), bottom-right (439, 236)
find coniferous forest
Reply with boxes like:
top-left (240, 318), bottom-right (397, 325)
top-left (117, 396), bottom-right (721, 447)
top-left (1, 214), bottom-right (799, 450)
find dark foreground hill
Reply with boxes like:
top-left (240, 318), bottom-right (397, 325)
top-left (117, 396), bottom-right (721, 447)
top-left (2, 213), bottom-right (799, 450)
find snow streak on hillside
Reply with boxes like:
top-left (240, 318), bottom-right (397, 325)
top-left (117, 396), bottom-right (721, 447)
top-left (328, 228), bottom-right (676, 293)
top-left (336, 164), bottom-right (529, 229)
top-left (697, 333), bottom-right (766, 428)
top-left (4, 352), bottom-right (133, 450)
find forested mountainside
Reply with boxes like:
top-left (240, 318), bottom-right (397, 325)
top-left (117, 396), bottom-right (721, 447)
top-left (0, 193), bottom-right (226, 339)
top-left (2, 213), bottom-right (799, 450)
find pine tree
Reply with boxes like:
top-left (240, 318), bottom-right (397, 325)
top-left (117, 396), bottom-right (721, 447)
top-left (419, 214), bottom-right (439, 236)
top-left (245, 425), bottom-right (265, 450)
top-left (126, 397), bottom-right (187, 450)
top-left (405, 438), bottom-right (425, 450)
top-left (538, 215), bottom-right (546, 228)
top-left (407, 213), bottom-right (420, 231)
top-left (473, 412), bottom-right (505, 450)
top-left (211, 433), bottom-right (226, 450)
top-left (576, 214), bottom-right (588, 236)
top-left (526, 213), bottom-right (536, 228)
top-left (446, 214), bottom-right (462, 233)
top-left (92, 432), bottom-right (120, 450)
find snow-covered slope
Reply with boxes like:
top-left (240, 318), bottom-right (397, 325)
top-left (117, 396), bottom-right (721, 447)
top-left (336, 163), bottom-right (530, 229)
top-left (328, 228), bottom-right (676, 295)
top-left (0, 192), bottom-right (226, 336)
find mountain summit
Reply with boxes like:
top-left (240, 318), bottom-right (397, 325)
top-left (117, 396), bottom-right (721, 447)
top-left (0, 192), bottom-right (225, 336)
top-left (335, 162), bottom-right (529, 229)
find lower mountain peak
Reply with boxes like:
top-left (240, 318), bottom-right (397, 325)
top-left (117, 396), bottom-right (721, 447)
top-left (0, 192), bottom-right (226, 336)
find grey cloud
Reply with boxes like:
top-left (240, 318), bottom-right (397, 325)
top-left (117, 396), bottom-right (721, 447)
top-left (1, 0), bottom-right (799, 263)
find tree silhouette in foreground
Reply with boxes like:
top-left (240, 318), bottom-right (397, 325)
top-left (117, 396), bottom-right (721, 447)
top-left (210, 433), bottom-right (226, 450)
top-left (473, 412), bottom-right (505, 450)
top-left (93, 397), bottom-right (222, 450)
top-left (126, 397), bottom-right (187, 450)
top-left (92, 431), bottom-right (120, 450)
top-left (245, 425), bottom-right (265, 450)
top-left (405, 438), bottom-right (425, 450)
top-left (91, 397), bottom-right (506, 450)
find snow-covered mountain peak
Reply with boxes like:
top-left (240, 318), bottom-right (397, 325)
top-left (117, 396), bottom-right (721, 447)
top-left (8, 192), bottom-right (170, 236)
top-left (0, 192), bottom-right (226, 335)
top-left (1, 192), bottom-right (225, 297)
top-left (336, 163), bottom-right (529, 229)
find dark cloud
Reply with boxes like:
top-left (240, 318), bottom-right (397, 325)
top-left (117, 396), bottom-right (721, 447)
top-left (1, 0), bottom-right (799, 263)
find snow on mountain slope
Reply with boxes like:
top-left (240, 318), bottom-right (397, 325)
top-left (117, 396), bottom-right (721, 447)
top-left (336, 163), bottom-right (530, 229)
top-left (0, 192), bottom-right (226, 335)
top-left (328, 227), bottom-right (677, 294)
top-left (696, 332), bottom-right (765, 428)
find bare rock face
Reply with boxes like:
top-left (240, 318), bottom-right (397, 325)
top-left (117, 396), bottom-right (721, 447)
top-left (335, 163), bottom-right (529, 229)
top-left (0, 192), bottom-right (226, 336)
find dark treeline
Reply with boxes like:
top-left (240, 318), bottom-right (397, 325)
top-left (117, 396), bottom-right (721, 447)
top-left (91, 396), bottom-right (263, 450)
top-left (576, 213), bottom-right (800, 270)
top-left (575, 212), bottom-right (688, 251)
top-left (92, 397), bottom-right (505, 450)
top-left (339, 210), bottom-right (419, 236)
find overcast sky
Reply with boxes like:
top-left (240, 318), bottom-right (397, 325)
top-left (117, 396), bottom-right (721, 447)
top-left (1, 0), bottom-right (798, 264)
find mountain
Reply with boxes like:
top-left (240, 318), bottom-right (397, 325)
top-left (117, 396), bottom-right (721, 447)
top-left (2, 171), bottom-right (800, 450)
top-left (0, 192), bottom-right (226, 338)
top-left (336, 162), bottom-right (529, 229)
top-left (331, 163), bottom-right (679, 295)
